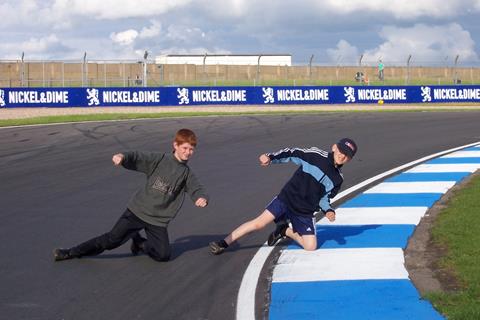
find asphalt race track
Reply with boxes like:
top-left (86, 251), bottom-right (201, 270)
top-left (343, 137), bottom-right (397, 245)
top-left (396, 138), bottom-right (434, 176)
top-left (1, 111), bottom-right (480, 320)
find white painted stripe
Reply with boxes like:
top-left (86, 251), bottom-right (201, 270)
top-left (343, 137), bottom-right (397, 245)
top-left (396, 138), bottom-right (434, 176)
top-left (236, 245), bottom-right (274, 320)
top-left (407, 164), bottom-right (480, 173)
top-left (272, 248), bottom-right (408, 283)
top-left (364, 181), bottom-right (456, 194)
top-left (317, 207), bottom-right (428, 225)
top-left (442, 150), bottom-right (480, 158)
top-left (236, 141), bottom-right (480, 320)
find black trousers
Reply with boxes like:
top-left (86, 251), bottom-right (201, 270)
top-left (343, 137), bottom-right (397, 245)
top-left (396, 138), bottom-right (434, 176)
top-left (70, 209), bottom-right (171, 262)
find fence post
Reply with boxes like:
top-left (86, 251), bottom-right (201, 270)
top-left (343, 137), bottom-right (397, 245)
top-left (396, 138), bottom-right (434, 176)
top-left (143, 50), bottom-right (148, 87)
top-left (454, 54), bottom-right (459, 85)
top-left (256, 54), bottom-right (262, 86)
top-left (42, 61), bottom-right (45, 87)
top-left (82, 52), bottom-right (87, 87)
top-left (21, 52), bottom-right (25, 87)
top-left (358, 54), bottom-right (364, 86)
top-left (406, 54), bottom-right (412, 85)
top-left (309, 54), bottom-right (314, 83)
top-left (336, 55), bottom-right (342, 84)
top-left (203, 53), bottom-right (207, 84)
top-left (104, 61), bottom-right (107, 87)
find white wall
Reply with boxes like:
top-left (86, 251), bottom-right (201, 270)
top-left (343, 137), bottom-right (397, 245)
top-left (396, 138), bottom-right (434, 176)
top-left (155, 55), bottom-right (292, 66)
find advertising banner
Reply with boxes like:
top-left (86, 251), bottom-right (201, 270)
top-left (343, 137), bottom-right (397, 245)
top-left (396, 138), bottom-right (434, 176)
top-left (1, 85), bottom-right (479, 108)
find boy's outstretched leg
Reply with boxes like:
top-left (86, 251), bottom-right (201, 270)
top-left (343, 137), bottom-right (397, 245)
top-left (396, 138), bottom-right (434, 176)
top-left (53, 209), bottom-right (143, 262)
top-left (209, 210), bottom-right (275, 255)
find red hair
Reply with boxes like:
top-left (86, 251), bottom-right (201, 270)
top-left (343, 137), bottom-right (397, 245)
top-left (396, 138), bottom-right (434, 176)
top-left (174, 128), bottom-right (197, 147)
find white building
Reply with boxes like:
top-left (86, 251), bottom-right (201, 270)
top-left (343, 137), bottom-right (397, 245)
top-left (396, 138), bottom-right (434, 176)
top-left (155, 54), bottom-right (292, 66)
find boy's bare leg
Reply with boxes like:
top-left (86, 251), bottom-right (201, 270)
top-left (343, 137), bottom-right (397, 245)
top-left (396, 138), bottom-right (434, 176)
top-left (285, 229), bottom-right (317, 251)
top-left (224, 210), bottom-right (275, 245)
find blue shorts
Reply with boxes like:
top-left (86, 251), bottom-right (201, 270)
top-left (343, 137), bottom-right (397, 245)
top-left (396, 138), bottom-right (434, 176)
top-left (266, 197), bottom-right (316, 236)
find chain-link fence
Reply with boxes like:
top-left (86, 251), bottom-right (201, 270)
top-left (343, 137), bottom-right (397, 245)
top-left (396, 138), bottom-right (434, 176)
top-left (1, 58), bottom-right (480, 87)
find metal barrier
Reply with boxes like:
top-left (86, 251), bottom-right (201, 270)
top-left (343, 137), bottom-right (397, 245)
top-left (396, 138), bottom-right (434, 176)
top-left (1, 59), bottom-right (480, 88)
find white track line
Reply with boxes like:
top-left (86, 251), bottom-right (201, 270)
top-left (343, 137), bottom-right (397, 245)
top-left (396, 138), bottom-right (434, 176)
top-left (317, 207), bottom-right (428, 226)
top-left (407, 163), bottom-right (480, 173)
top-left (364, 181), bottom-right (456, 194)
top-left (441, 150), bottom-right (480, 158)
top-left (272, 248), bottom-right (408, 283)
top-left (236, 141), bottom-right (480, 320)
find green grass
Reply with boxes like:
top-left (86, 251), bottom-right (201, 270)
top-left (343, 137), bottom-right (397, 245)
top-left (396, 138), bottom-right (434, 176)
top-left (1, 107), bottom-right (480, 128)
top-left (425, 173), bottom-right (480, 319)
top-left (0, 111), bottom-right (336, 127)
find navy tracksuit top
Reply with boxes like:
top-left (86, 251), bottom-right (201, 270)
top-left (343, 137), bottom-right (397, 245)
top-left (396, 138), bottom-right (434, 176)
top-left (267, 147), bottom-right (344, 217)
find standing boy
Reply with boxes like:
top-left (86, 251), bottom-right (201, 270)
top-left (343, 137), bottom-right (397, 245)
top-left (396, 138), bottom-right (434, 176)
top-left (54, 128), bottom-right (208, 262)
top-left (209, 138), bottom-right (357, 254)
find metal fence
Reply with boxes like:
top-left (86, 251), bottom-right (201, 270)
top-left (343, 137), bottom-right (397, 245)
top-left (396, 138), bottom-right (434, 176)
top-left (1, 57), bottom-right (480, 88)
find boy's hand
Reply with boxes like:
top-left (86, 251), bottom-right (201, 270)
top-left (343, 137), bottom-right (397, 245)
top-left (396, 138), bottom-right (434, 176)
top-left (259, 154), bottom-right (271, 166)
top-left (195, 197), bottom-right (208, 207)
top-left (326, 211), bottom-right (336, 222)
top-left (112, 153), bottom-right (125, 166)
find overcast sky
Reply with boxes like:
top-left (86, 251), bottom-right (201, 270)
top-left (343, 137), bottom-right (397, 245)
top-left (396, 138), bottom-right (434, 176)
top-left (1, 0), bottom-right (480, 66)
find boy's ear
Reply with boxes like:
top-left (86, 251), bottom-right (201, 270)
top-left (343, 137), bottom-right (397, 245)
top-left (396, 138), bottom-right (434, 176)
top-left (331, 144), bottom-right (337, 152)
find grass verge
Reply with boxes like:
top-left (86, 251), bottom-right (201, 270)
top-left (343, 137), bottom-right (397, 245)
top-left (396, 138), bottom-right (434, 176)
top-left (425, 172), bottom-right (480, 319)
top-left (1, 106), bottom-right (480, 128)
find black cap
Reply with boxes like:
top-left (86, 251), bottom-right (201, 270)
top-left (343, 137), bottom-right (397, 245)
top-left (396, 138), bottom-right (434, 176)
top-left (337, 138), bottom-right (357, 158)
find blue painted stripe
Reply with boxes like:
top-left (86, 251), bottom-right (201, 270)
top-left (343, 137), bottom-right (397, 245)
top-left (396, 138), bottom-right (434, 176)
top-left (463, 146), bottom-right (480, 151)
top-left (386, 172), bottom-right (470, 182)
top-left (270, 279), bottom-right (443, 320)
top-left (286, 224), bottom-right (415, 249)
top-left (341, 193), bottom-right (443, 208)
top-left (426, 157), bottom-right (480, 164)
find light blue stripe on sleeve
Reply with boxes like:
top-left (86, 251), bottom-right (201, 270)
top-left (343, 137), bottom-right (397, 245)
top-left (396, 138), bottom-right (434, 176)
top-left (272, 156), bottom-right (326, 182)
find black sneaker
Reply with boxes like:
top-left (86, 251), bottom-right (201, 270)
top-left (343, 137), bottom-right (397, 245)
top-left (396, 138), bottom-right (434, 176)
top-left (53, 248), bottom-right (73, 262)
top-left (130, 234), bottom-right (146, 255)
top-left (267, 223), bottom-right (288, 246)
top-left (209, 241), bottom-right (226, 255)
